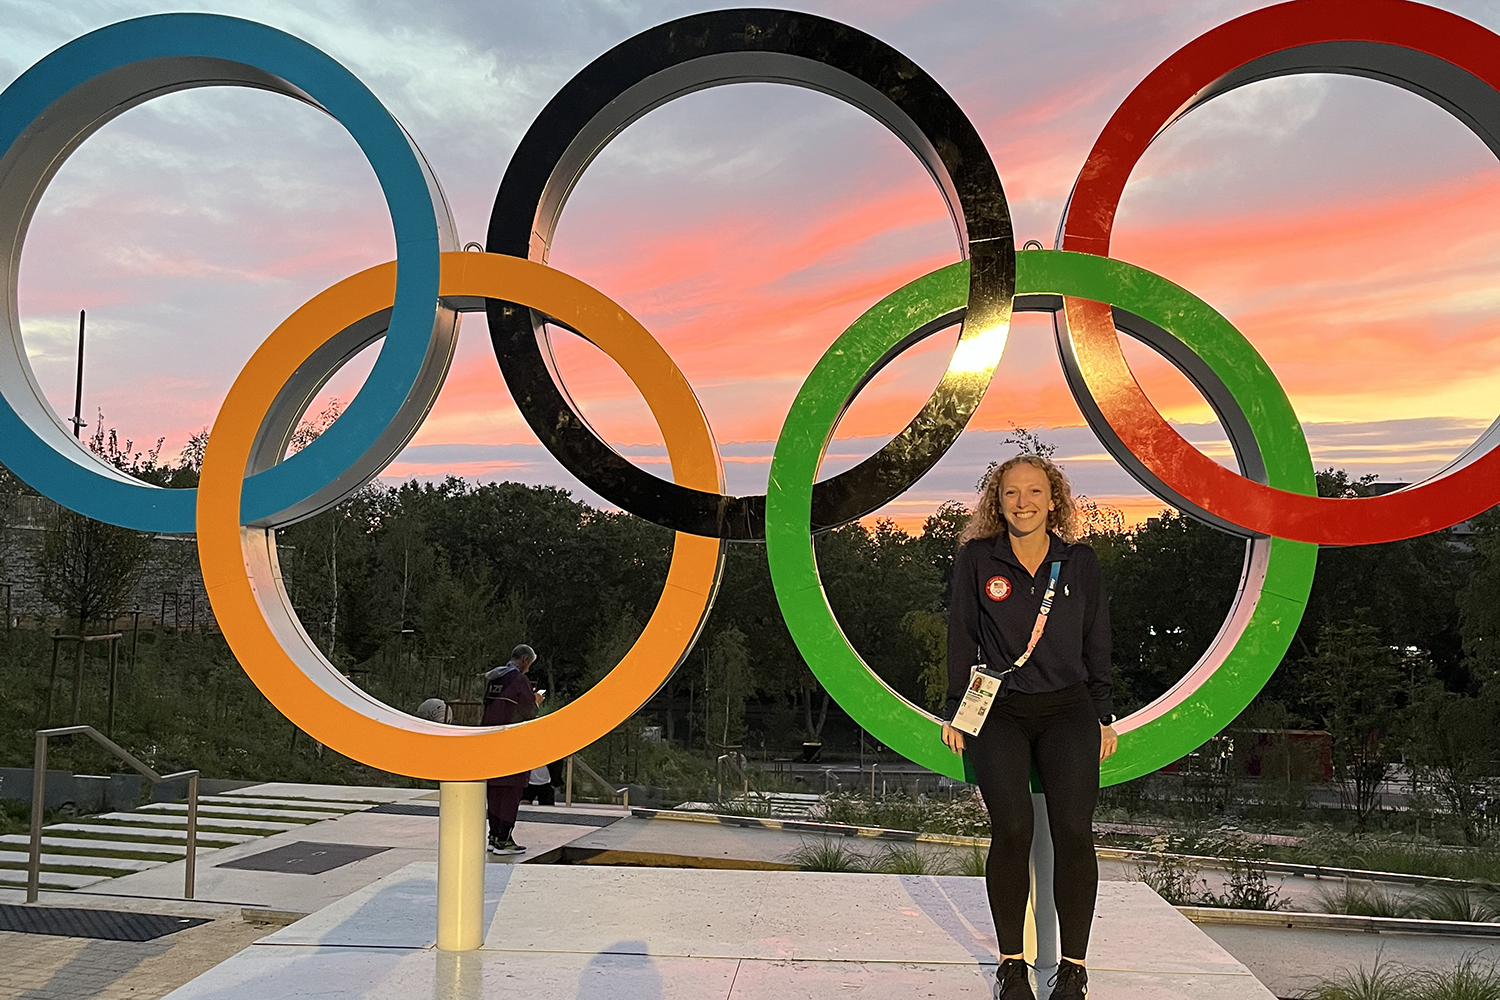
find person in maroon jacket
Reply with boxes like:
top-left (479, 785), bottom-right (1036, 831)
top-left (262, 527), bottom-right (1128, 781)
top-left (480, 644), bottom-right (545, 855)
top-left (940, 455), bottom-right (1118, 1000)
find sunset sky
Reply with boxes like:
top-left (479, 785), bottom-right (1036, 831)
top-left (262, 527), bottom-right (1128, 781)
top-left (3, 0), bottom-right (1498, 531)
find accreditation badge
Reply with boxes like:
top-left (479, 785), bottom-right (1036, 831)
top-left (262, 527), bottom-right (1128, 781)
top-left (952, 665), bottom-right (1002, 736)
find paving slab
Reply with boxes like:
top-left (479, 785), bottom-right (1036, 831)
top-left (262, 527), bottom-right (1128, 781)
top-left (263, 864), bottom-right (515, 948)
top-left (558, 814), bottom-right (815, 867)
top-left (82, 803), bottom-right (601, 909)
top-left (0, 911), bottom-right (273, 1000)
top-left (89, 844), bottom-right (432, 911)
top-left (172, 861), bottom-right (1272, 998)
top-left (222, 782), bottom-right (428, 804)
top-left (161, 945), bottom-right (743, 999)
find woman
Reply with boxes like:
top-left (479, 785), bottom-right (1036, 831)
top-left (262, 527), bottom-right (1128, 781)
top-left (941, 455), bottom-right (1118, 1000)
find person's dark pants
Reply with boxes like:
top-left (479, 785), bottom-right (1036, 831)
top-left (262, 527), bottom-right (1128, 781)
top-left (966, 683), bottom-right (1100, 961)
top-left (487, 781), bottom-right (523, 842)
top-left (522, 783), bottom-right (555, 806)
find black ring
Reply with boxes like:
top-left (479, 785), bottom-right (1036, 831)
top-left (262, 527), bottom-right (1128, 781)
top-left (487, 8), bottom-right (1013, 539)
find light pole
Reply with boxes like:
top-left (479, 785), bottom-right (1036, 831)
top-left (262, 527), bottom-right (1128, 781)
top-left (69, 309), bottom-right (85, 438)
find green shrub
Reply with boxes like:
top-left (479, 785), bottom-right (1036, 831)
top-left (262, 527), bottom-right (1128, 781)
top-left (1297, 957), bottom-right (1409, 1000)
top-left (1285, 830), bottom-right (1500, 885)
top-left (872, 845), bottom-right (959, 876)
top-left (1409, 885), bottom-right (1500, 923)
top-left (1134, 829), bottom-right (1286, 910)
top-left (1314, 879), bottom-right (1416, 918)
top-left (785, 837), bottom-right (873, 872)
top-left (1416, 955), bottom-right (1500, 1000)
top-left (817, 791), bottom-right (989, 837)
top-left (1299, 955), bottom-right (1500, 1000)
top-left (1137, 846), bottom-right (1204, 906)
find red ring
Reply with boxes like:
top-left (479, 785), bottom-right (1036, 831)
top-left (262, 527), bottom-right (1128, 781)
top-left (1059, 0), bottom-right (1500, 545)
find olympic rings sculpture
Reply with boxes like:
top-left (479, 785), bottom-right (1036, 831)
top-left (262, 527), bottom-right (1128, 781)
top-left (1, 2), bottom-right (1496, 783)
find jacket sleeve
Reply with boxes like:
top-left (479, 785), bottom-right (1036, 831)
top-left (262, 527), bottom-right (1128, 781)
top-left (1080, 546), bottom-right (1114, 721)
top-left (944, 541), bottom-right (982, 720)
top-left (511, 675), bottom-right (539, 723)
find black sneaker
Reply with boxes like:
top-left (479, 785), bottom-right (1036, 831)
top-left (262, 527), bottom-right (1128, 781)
top-left (993, 958), bottom-right (1034, 1000)
top-left (487, 836), bottom-right (525, 856)
top-left (1048, 961), bottom-right (1088, 999)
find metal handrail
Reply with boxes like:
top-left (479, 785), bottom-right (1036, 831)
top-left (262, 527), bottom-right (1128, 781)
top-left (716, 752), bottom-right (750, 803)
top-left (27, 726), bottom-right (199, 903)
top-left (564, 755), bottom-right (629, 810)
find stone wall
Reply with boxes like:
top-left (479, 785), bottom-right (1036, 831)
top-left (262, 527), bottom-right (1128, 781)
top-left (0, 495), bottom-right (216, 632)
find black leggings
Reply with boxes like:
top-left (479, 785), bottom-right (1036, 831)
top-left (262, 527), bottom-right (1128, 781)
top-left (967, 683), bottom-right (1100, 960)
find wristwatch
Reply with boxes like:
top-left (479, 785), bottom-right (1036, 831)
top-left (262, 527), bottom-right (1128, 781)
top-left (1100, 714), bottom-right (1116, 727)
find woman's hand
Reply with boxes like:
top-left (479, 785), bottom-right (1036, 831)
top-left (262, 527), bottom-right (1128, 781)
top-left (1099, 723), bottom-right (1118, 762)
top-left (941, 722), bottom-right (966, 754)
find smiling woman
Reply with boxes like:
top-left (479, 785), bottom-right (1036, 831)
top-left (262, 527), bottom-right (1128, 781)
top-left (940, 453), bottom-right (1113, 998)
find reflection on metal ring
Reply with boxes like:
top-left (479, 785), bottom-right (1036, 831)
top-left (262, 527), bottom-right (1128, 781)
top-left (765, 251), bottom-right (1316, 785)
top-left (198, 251), bottom-right (725, 780)
top-left (486, 8), bottom-right (1014, 540)
top-left (0, 13), bottom-right (456, 533)
top-left (1057, 0), bottom-right (1500, 544)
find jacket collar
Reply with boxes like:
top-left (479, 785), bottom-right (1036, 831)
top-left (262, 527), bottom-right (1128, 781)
top-left (986, 531), bottom-right (1070, 575)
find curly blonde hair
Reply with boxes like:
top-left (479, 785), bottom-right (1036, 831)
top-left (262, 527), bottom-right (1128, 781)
top-left (960, 454), bottom-right (1079, 544)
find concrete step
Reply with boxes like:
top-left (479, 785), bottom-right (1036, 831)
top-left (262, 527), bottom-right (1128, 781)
top-left (0, 834), bottom-right (203, 858)
top-left (200, 795), bottom-right (362, 814)
top-left (139, 802), bottom-right (332, 823)
top-left (218, 789), bottom-right (393, 807)
top-left (45, 823), bottom-right (255, 845)
top-left (89, 811), bottom-right (300, 833)
top-left (0, 849), bottom-right (159, 873)
top-left (0, 867), bottom-right (106, 889)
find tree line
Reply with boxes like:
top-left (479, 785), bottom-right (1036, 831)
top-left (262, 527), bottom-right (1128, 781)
top-left (2, 421), bottom-right (1498, 832)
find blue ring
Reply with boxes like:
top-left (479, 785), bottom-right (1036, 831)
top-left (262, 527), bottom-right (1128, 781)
top-left (0, 14), bottom-right (442, 532)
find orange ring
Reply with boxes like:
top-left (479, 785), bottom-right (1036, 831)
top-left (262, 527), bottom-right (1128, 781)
top-left (197, 252), bottom-right (724, 780)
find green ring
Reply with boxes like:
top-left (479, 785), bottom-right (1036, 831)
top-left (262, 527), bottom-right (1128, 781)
top-left (764, 250), bottom-right (1316, 784)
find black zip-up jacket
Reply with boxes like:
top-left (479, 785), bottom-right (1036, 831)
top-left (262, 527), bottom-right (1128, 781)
top-left (944, 532), bottom-right (1113, 723)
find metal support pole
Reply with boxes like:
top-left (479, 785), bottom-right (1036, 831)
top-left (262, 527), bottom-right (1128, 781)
top-left (565, 756), bottom-right (574, 806)
top-left (69, 310), bottom-right (85, 439)
top-left (70, 637), bottom-right (85, 725)
top-left (45, 637), bottom-right (60, 724)
top-left (26, 732), bottom-right (46, 902)
top-left (1027, 791), bottom-right (1060, 996)
top-left (129, 610), bottom-right (141, 675)
top-left (184, 773), bottom-right (198, 899)
top-left (436, 781), bottom-right (486, 951)
top-left (106, 638), bottom-right (118, 738)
